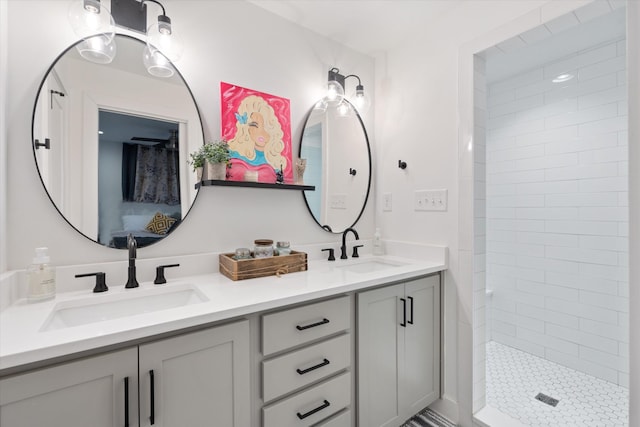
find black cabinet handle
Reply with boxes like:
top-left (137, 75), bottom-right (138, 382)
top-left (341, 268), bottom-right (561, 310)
top-left (400, 298), bottom-right (407, 327)
top-left (124, 377), bottom-right (129, 427)
top-left (149, 370), bottom-right (155, 425)
top-left (296, 358), bottom-right (330, 375)
top-left (408, 296), bottom-right (414, 325)
top-left (296, 399), bottom-right (330, 420)
top-left (296, 318), bottom-right (329, 331)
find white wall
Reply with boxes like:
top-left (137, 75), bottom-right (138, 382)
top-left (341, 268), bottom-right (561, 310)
top-left (485, 37), bottom-right (628, 385)
top-left (0, 0), bottom-right (8, 273)
top-left (4, 0), bottom-right (374, 269)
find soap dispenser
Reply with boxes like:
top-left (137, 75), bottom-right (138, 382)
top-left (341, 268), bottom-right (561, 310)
top-left (373, 228), bottom-right (384, 255)
top-left (27, 247), bottom-right (56, 302)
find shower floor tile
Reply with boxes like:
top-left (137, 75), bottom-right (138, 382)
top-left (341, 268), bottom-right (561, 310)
top-left (486, 341), bottom-right (628, 427)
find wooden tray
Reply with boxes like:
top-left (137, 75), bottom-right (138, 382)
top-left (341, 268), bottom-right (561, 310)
top-left (219, 251), bottom-right (308, 281)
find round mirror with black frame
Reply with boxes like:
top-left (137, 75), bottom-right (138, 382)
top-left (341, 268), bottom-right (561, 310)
top-left (299, 100), bottom-right (371, 234)
top-left (32, 34), bottom-right (204, 249)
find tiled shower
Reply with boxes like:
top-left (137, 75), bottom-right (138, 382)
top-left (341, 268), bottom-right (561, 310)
top-left (474, 3), bottom-right (629, 425)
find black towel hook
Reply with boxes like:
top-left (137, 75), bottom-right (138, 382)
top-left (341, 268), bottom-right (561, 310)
top-left (398, 160), bottom-right (407, 169)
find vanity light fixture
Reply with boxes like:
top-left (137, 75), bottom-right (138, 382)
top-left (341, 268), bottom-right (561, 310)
top-left (67, 0), bottom-right (116, 64)
top-left (112, 0), bottom-right (183, 77)
top-left (69, 0), bottom-right (183, 77)
top-left (324, 68), bottom-right (371, 114)
top-left (143, 0), bottom-right (184, 64)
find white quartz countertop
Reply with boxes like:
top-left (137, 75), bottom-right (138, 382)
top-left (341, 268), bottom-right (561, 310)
top-left (0, 254), bottom-right (446, 374)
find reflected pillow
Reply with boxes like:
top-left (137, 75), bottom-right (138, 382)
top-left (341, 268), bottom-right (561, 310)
top-left (122, 214), bottom-right (153, 231)
top-left (145, 212), bottom-right (177, 235)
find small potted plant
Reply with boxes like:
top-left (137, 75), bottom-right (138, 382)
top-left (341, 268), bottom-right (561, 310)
top-left (188, 146), bottom-right (206, 182)
top-left (202, 139), bottom-right (230, 180)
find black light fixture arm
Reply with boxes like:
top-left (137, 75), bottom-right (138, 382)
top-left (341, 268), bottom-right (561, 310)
top-left (141, 0), bottom-right (172, 34)
top-left (141, 0), bottom-right (166, 15)
top-left (345, 74), bottom-right (362, 85)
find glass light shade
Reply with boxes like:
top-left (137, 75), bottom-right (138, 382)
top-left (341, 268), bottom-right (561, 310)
top-left (143, 45), bottom-right (175, 78)
top-left (349, 88), bottom-right (371, 114)
top-left (146, 21), bottom-right (184, 63)
top-left (325, 80), bottom-right (345, 106)
top-left (76, 34), bottom-right (116, 64)
top-left (336, 101), bottom-right (351, 117)
top-left (313, 99), bottom-right (328, 112)
top-left (68, 0), bottom-right (115, 42)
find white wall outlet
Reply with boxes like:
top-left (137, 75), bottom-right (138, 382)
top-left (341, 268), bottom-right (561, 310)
top-left (383, 193), bottom-right (392, 211)
top-left (414, 189), bottom-right (448, 211)
top-left (330, 194), bottom-right (347, 209)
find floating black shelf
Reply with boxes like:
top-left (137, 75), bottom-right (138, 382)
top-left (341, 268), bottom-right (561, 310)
top-left (196, 179), bottom-right (315, 191)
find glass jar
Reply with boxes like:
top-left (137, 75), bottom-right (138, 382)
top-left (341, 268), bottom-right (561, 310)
top-left (276, 241), bottom-right (291, 256)
top-left (253, 239), bottom-right (274, 258)
top-left (234, 247), bottom-right (251, 260)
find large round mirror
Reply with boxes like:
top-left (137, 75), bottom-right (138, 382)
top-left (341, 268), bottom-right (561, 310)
top-left (32, 35), bottom-right (203, 249)
top-left (300, 101), bottom-right (371, 233)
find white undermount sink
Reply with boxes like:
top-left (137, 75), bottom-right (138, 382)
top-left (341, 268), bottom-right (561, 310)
top-left (40, 284), bottom-right (208, 331)
top-left (335, 259), bottom-right (404, 274)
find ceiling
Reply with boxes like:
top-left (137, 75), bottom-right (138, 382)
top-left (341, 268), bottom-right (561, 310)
top-left (247, 0), bottom-right (466, 55)
top-left (484, 1), bottom-right (625, 83)
top-left (249, 0), bottom-right (625, 84)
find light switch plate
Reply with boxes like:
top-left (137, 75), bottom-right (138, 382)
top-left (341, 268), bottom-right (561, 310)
top-left (330, 194), bottom-right (347, 209)
top-left (414, 189), bottom-right (448, 211)
top-left (383, 193), bottom-right (392, 211)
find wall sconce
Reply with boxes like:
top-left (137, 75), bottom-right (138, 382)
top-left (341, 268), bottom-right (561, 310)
top-left (68, 0), bottom-right (183, 77)
top-left (324, 67), bottom-right (371, 114)
top-left (67, 0), bottom-right (116, 64)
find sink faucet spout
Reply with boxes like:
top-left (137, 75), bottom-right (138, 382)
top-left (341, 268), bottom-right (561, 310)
top-left (125, 234), bottom-right (139, 288)
top-left (340, 227), bottom-right (360, 260)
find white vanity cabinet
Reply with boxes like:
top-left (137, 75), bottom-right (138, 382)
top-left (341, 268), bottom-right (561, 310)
top-left (357, 274), bottom-right (441, 427)
top-left (0, 320), bottom-right (250, 427)
top-left (261, 296), bottom-right (352, 427)
top-left (138, 320), bottom-right (250, 427)
top-left (0, 348), bottom-right (138, 427)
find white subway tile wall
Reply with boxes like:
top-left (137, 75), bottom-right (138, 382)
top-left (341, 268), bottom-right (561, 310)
top-left (486, 37), bottom-right (628, 386)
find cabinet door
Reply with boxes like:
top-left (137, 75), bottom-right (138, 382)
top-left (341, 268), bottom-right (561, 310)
top-left (401, 276), bottom-right (441, 417)
top-left (0, 348), bottom-right (138, 427)
top-left (356, 284), bottom-right (405, 427)
top-left (138, 320), bottom-right (250, 427)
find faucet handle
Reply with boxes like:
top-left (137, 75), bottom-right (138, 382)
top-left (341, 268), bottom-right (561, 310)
top-left (75, 272), bottom-right (108, 293)
top-left (352, 245), bottom-right (363, 258)
top-left (154, 264), bottom-right (180, 285)
top-left (321, 248), bottom-right (336, 261)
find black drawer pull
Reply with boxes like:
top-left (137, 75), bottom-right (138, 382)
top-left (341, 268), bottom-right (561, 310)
top-left (124, 376), bottom-right (129, 427)
top-left (296, 358), bottom-right (330, 375)
top-left (408, 296), bottom-right (414, 325)
top-left (296, 318), bottom-right (329, 331)
top-left (296, 399), bottom-right (330, 420)
top-left (400, 298), bottom-right (407, 327)
top-left (149, 370), bottom-right (155, 425)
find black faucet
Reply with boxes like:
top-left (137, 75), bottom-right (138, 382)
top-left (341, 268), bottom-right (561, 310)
top-left (340, 227), bottom-right (360, 259)
top-left (125, 234), bottom-right (139, 288)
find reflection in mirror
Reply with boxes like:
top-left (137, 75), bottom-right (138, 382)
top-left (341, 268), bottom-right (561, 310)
top-left (32, 35), bottom-right (203, 248)
top-left (300, 101), bottom-right (371, 233)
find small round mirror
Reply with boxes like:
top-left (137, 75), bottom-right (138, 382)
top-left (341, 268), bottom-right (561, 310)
top-left (299, 100), bottom-right (371, 233)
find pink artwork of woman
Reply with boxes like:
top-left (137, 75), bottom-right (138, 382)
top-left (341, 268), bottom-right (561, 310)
top-left (220, 82), bottom-right (293, 183)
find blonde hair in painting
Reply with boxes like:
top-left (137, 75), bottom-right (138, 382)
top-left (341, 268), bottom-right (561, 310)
top-left (228, 95), bottom-right (287, 171)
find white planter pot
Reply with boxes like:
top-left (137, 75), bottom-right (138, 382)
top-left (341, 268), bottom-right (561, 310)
top-left (205, 162), bottom-right (227, 180)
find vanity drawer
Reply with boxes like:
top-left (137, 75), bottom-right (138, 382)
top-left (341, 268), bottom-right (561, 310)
top-left (263, 372), bottom-right (350, 427)
top-left (262, 296), bottom-right (350, 356)
top-left (263, 334), bottom-right (350, 403)
top-left (315, 409), bottom-right (351, 427)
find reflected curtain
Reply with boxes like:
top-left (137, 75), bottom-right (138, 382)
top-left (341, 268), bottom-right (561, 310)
top-left (122, 143), bottom-right (180, 205)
